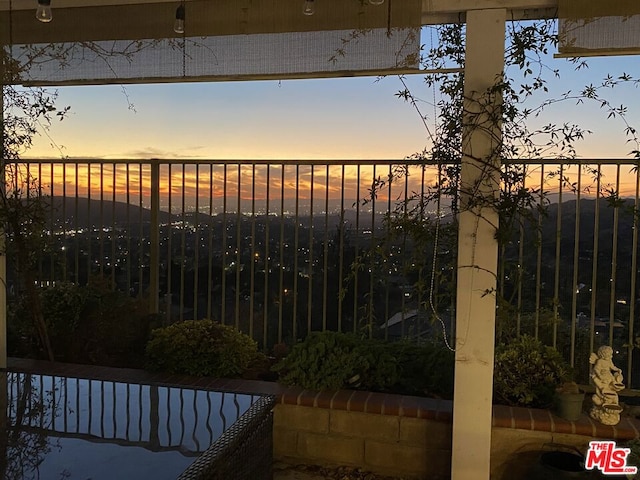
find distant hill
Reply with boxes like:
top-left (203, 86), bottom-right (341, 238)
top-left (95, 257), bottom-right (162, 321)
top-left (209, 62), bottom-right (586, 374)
top-left (45, 196), bottom-right (382, 230)
top-left (540, 198), bottom-right (636, 257)
top-left (49, 196), bottom-right (176, 226)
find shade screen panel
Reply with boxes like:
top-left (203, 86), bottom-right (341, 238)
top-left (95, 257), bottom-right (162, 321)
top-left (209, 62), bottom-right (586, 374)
top-left (1, 0), bottom-right (422, 85)
top-left (558, 0), bottom-right (640, 57)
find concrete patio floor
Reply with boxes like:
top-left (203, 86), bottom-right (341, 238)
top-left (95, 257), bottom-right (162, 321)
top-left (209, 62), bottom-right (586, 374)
top-left (273, 463), bottom-right (415, 480)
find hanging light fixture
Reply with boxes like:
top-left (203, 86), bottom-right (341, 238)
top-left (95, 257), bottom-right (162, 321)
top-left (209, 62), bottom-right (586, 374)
top-left (369, 0), bottom-right (384, 5)
top-left (174, 3), bottom-right (186, 34)
top-left (302, 0), bottom-right (315, 16)
top-left (36, 0), bottom-right (52, 23)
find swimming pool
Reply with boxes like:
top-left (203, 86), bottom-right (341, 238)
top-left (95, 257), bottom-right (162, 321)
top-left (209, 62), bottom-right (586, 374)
top-left (2, 371), bottom-right (274, 480)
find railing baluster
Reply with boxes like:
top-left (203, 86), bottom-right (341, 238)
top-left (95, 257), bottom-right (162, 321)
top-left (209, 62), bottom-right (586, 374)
top-left (62, 162), bottom-right (67, 282)
top-left (235, 165), bottom-right (242, 331)
top-left (194, 165), bottom-right (200, 320)
top-left (126, 164), bottom-right (131, 294)
top-left (278, 165), bottom-right (285, 343)
top-left (368, 165), bottom-right (376, 337)
top-left (384, 164), bottom-right (392, 341)
top-left (264, 165), bottom-right (271, 348)
top-left (552, 164), bottom-right (563, 348)
top-left (418, 164), bottom-right (426, 336)
top-left (138, 163), bottom-right (144, 299)
top-left (87, 163), bottom-right (92, 281)
top-left (207, 164), bottom-right (214, 321)
top-left (535, 165), bottom-right (545, 339)
top-left (250, 163), bottom-right (257, 340)
top-left (517, 170), bottom-right (525, 336)
top-left (167, 164), bottom-right (173, 323)
top-left (33, 163), bottom-right (43, 283)
top-left (400, 166), bottom-right (408, 337)
top-left (354, 165), bottom-right (361, 333)
top-left (322, 164), bottom-right (329, 332)
top-left (628, 165), bottom-right (640, 386)
top-left (293, 165), bottom-right (300, 341)
top-left (499, 164), bottom-right (508, 303)
top-left (180, 164), bottom-right (186, 321)
top-left (570, 166), bottom-right (582, 367)
top-left (221, 165), bottom-right (228, 324)
top-left (50, 163), bottom-right (55, 284)
top-left (99, 163), bottom-right (105, 278)
top-left (74, 164), bottom-right (80, 284)
top-left (307, 165), bottom-right (314, 336)
top-left (609, 165), bottom-right (621, 347)
top-left (111, 165), bottom-right (116, 289)
top-left (149, 162), bottom-right (160, 314)
top-left (338, 165), bottom-right (345, 332)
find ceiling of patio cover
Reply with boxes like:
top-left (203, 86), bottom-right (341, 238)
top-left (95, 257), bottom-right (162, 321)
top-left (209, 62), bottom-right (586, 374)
top-left (0, 0), bottom-right (422, 86)
top-left (557, 0), bottom-right (640, 57)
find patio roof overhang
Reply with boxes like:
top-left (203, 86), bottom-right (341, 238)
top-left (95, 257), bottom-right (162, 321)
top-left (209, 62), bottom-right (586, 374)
top-left (0, 0), bottom-right (558, 86)
top-left (0, 0), bottom-right (558, 36)
top-left (5, 0), bottom-right (636, 84)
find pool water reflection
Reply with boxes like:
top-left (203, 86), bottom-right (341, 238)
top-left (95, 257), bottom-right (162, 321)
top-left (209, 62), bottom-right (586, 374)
top-left (1, 371), bottom-right (259, 480)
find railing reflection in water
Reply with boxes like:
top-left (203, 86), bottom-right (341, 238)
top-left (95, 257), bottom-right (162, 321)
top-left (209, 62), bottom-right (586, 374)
top-left (4, 371), bottom-right (256, 454)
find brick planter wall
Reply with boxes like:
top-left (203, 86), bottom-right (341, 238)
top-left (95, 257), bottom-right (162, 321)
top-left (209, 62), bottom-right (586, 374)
top-left (273, 388), bottom-right (640, 480)
top-left (274, 403), bottom-right (452, 478)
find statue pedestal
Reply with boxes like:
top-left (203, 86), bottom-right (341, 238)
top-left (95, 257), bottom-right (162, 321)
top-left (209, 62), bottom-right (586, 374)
top-left (590, 403), bottom-right (623, 426)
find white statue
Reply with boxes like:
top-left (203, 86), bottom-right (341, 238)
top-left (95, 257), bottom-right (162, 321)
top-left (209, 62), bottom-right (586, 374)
top-left (589, 345), bottom-right (625, 426)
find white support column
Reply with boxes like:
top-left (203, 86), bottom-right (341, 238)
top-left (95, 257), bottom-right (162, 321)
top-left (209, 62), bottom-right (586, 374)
top-left (149, 161), bottom-right (160, 314)
top-left (451, 8), bottom-right (505, 480)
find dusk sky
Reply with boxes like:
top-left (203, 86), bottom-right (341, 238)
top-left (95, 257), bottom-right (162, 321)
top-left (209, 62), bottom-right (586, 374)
top-left (24, 53), bottom-right (640, 162)
top-left (27, 75), bottom-right (428, 161)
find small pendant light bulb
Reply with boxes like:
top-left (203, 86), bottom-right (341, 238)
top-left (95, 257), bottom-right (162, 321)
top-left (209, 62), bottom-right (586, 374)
top-left (302, 0), bottom-right (315, 16)
top-left (369, 0), bottom-right (384, 5)
top-left (36, 0), bottom-right (53, 23)
top-left (174, 4), bottom-right (185, 34)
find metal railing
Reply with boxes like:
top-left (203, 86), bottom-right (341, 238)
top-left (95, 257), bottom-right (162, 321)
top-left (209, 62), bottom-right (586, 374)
top-left (6, 158), bottom-right (640, 385)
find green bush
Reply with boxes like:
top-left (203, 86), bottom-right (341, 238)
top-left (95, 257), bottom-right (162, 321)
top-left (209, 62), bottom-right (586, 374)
top-left (8, 282), bottom-right (86, 357)
top-left (273, 331), bottom-right (375, 390)
top-left (76, 281), bottom-right (158, 367)
top-left (273, 332), bottom-right (454, 397)
top-left (145, 320), bottom-right (259, 378)
top-left (493, 334), bottom-right (570, 408)
top-left (391, 341), bottom-right (454, 399)
top-left (8, 280), bottom-right (156, 367)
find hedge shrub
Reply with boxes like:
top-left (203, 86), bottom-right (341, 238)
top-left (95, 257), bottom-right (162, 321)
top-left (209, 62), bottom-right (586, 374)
top-left (493, 334), bottom-right (570, 408)
top-left (8, 280), bottom-right (156, 366)
top-left (273, 331), bottom-right (454, 398)
top-left (145, 320), bottom-right (260, 378)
